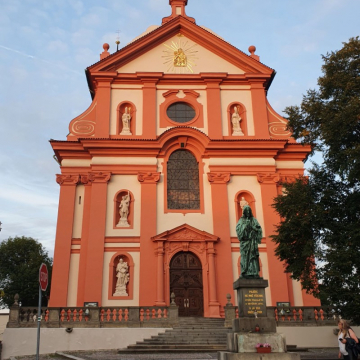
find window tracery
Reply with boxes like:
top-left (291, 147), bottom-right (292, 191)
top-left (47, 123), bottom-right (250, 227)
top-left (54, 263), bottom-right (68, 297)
top-left (167, 150), bottom-right (200, 210)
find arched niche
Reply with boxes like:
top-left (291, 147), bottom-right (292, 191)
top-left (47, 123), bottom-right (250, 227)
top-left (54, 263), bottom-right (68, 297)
top-left (117, 101), bottom-right (136, 135)
top-left (235, 190), bottom-right (256, 221)
top-left (108, 252), bottom-right (134, 300)
top-left (113, 190), bottom-right (134, 229)
top-left (227, 102), bottom-right (247, 136)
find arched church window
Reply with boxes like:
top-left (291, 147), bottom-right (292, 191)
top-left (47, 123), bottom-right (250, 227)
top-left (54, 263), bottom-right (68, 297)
top-left (167, 150), bottom-right (200, 210)
top-left (166, 102), bottom-right (195, 124)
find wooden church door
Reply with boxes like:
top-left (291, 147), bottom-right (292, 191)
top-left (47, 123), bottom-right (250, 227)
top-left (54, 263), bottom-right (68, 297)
top-left (170, 252), bottom-right (204, 317)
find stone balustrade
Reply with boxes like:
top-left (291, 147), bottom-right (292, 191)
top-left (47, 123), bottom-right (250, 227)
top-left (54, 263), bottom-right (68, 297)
top-left (223, 294), bottom-right (339, 327)
top-left (7, 304), bottom-right (178, 328)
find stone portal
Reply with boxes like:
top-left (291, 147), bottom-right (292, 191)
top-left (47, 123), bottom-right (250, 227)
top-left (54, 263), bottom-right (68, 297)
top-left (170, 252), bottom-right (204, 317)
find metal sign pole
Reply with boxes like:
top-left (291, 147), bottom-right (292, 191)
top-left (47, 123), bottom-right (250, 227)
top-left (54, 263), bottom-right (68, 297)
top-left (36, 285), bottom-right (42, 360)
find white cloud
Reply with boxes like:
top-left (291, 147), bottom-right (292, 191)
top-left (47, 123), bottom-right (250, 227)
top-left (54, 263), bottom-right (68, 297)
top-left (0, 184), bottom-right (58, 209)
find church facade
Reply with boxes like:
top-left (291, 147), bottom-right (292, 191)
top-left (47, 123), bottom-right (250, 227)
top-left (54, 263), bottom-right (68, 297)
top-left (49, 0), bottom-right (320, 317)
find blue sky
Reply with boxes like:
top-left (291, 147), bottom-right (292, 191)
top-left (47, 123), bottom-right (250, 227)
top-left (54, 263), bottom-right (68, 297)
top-left (0, 0), bottom-right (359, 257)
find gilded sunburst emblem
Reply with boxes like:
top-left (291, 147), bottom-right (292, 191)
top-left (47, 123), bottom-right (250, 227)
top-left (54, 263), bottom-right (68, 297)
top-left (163, 35), bottom-right (198, 73)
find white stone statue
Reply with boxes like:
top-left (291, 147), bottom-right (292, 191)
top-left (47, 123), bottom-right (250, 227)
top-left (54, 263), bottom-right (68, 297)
top-left (117, 191), bottom-right (131, 227)
top-left (120, 107), bottom-right (132, 135)
top-left (232, 105), bottom-right (244, 136)
top-left (239, 196), bottom-right (249, 210)
top-left (113, 258), bottom-right (130, 296)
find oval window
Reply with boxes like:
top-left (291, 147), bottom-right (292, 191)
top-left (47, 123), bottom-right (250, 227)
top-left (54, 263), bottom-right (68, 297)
top-left (166, 102), bottom-right (195, 124)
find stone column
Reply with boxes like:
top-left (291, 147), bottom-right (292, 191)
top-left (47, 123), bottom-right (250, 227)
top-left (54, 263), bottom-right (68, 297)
top-left (49, 174), bottom-right (79, 307)
top-left (48, 308), bottom-right (60, 328)
top-left (139, 75), bottom-right (159, 139)
top-left (76, 176), bottom-right (92, 307)
top-left (205, 78), bottom-right (223, 139)
top-left (250, 81), bottom-right (270, 138)
top-left (257, 173), bottom-right (290, 305)
top-left (83, 172), bottom-right (111, 306)
top-left (94, 76), bottom-right (115, 138)
top-left (8, 303), bottom-right (20, 328)
top-left (224, 293), bottom-right (237, 328)
top-left (155, 241), bottom-right (166, 306)
top-left (138, 172), bottom-right (160, 306)
top-left (207, 172), bottom-right (233, 317)
top-left (207, 244), bottom-right (218, 305)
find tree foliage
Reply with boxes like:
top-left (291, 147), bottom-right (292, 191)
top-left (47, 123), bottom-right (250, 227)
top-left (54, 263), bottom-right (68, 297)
top-left (0, 236), bottom-right (52, 308)
top-left (272, 37), bottom-right (360, 322)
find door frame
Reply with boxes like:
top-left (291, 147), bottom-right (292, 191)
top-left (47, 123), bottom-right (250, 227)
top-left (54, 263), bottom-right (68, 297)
top-left (169, 251), bottom-right (204, 317)
top-left (152, 223), bottom-right (220, 318)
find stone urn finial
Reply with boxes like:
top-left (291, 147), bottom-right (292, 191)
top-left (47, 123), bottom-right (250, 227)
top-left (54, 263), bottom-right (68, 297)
top-left (14, 293), bottom-right (19, 306)
top-left (226, 293), bottom-right (233, 306)
top-left (170, 292), bottom-right (176, 305)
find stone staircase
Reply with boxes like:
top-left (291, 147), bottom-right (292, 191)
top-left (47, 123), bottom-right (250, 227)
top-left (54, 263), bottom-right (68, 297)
top-left (118, 317), bottom-right (230, 353)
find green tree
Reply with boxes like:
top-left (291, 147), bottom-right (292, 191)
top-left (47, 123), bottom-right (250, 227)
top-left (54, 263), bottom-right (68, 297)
top-left (0, 236), bottom-right (52, 308)
top-left (272, 37), bottom-right (360, 322)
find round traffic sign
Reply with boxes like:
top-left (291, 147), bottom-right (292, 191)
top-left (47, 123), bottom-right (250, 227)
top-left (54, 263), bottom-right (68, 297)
top-left (39, 263), bottom-right (48, 291)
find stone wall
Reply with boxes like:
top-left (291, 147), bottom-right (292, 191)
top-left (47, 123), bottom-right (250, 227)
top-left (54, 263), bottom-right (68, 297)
top-left (277, 326), bottom-right (360, 348)
top-left (2, 327), bottom-right (167, 359)
top-left (0, 313), bottom-right (9, 341)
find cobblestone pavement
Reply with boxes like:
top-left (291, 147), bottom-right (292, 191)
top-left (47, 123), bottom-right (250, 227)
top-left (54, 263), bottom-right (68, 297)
top-left (10, 348), bottom-right (341, 360)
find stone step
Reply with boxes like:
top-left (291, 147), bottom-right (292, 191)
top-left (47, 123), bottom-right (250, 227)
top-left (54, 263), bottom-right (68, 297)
top-left (150, 333), bottom-right (228, 339)
top-left (127, 344), bottom-right (226, 350)
top-left (118, 348), bottom-right (222, 354)
top-left (177, 318), bottom-right (225, 324)
top-left (123, 316), bottom-right (228, 353)
top-left (149, 334), bottom-right (227, 338)
top-left (143, 336), bottom-right (227, 341)
top-left (176, 321), bottom-right (225, 325)
top-left (158, 330), bottom-right (228, 333)
top-left (140, 339), bottom-right (224, 345)
top-left (150, 333), bottom-right (227, 340)
top-left (174, 324), bottom-right (226, 330)
top-left (155, 334), bottom-right (225, 336)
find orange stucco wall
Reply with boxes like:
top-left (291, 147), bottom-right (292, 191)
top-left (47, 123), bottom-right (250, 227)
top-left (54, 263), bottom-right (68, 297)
top-left (50, 9), bottom-right (320, 313)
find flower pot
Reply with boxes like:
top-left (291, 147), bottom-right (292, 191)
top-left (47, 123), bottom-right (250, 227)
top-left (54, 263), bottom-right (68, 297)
top-left (256, 347), bottom-right (271, 353)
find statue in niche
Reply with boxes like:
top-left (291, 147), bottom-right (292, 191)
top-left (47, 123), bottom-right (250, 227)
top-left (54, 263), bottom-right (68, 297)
top-left (113, 258), bottom-right (130, 296)
top-left (117, 191), bottom-right (131, 227)
top-left (239, 196), bottom-right (249, 210)
top-left (236, 205), bottom-right (262, 278)
top-left (231, 105), bottom-right (244, 136)
top-left (120, 106), bottom-right (132, 135)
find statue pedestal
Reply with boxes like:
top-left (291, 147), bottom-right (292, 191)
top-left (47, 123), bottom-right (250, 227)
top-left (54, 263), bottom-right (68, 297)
top-left (117, 218), bottom-right (130, 227)
top-left (113, 285), bottom-right (128, 297)
top-left (232, 130), bottom-right (244, 136)
top-left (120, 129), bottom-right (132, 135)
top-left (234, 277), bottom-right (268, 319)
top-left (218, 278), bottom-right (300, 360)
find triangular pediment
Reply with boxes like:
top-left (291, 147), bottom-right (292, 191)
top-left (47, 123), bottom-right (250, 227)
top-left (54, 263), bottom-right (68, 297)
top-left (88, 16), bottom-right (273, 77)
top-left (152, 223), bottom-right (219, 242)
